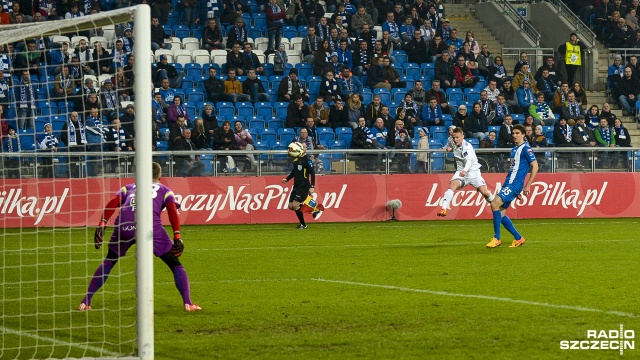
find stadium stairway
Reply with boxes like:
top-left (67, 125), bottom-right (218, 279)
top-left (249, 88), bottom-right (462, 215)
top-left (444, 4), bottom-right (513, 72)
top-left (448, 3), bottom-right (639, 139)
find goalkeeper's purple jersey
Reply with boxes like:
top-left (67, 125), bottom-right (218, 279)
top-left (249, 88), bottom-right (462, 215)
top-left (114, 182), bottom-right (177, 229)
top-left (110, 182), bottom-right (177, 257)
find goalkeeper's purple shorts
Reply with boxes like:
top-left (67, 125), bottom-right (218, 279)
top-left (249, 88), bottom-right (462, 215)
top-left (108, 224), bottom-right (172, 257)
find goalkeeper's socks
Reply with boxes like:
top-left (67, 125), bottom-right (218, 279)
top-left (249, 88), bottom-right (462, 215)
top-left (441, 189), bottom-right (454, 210)
top-left (83, 259), bottom-right (115, 305)
top-left (492, 210), bottom-right (502, 240)
top-left (295, 209), bottom-right (306, 226)
top-left (172, 265), bottom-right (192, 305)
top-left (501, 215), bottom-right (521, 240)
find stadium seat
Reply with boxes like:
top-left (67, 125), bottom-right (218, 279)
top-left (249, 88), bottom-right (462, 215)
top-left (275, 102), bottom-right (289, 120)
top-left (393, 51), bottom-right (407, 67)
top-left (467, 138), bottom-right (480, 148)
top-left (174, 26), bottom-right (190, 40)
top-left (277, 128), bottom-right (296, 144)
top-left (256, 102), bottom-right (273, 118)
top-left (185, 63), bottom-right (203, 78)
top-left (236, 102), bottom-right (254, 118)
top-left (260, 128), bottom-right (277, 143)
top-left (249, 119), bottom-right (266, 130)
top-left (217, 102), bottom-right (235, 118)
top-left (186, 89), bottom-right (204, 104)
top-left (431, 152), bottom-right (445, 171)
top-left (318, 129), bottom-right (335, 144)
top-left (403, 63), bottom-right (421, 78)
top-left (446, 88), bottom-right (464, 104)
top-left (466, 90), bottom-right (481, 103)
top-left (268, 118), bottom-right (284, 130)
top-left (421, 63), bottom-right (435, 79)
top-left (336, 127), bottom-right (353, 144)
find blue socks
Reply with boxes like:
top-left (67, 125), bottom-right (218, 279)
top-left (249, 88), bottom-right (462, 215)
top-left (492, 210), bottom-right (502, 239)
top-left (501, 215), bottom-right (522, 240)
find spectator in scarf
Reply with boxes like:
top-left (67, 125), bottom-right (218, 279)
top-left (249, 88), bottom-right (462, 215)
top-left (38, 123), bottom-right (60, 178)
top-left (168, 95), bottom-right (191, 126)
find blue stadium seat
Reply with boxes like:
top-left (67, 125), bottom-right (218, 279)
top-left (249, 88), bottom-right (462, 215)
top-left (248, 27), bottom-right (263, 39)
top-left (256, 102), bottom-right (273, 118)
top-left (277, 128), bottom-right (296, 143)
top-left (186, 89), bottom-right (204, 104)
top-left (466, 90), bottom-right (481, 103)
top-left (336, 127), bottom-right (353, 144)
top-left (181, 78), bottom-right (194, 89)
top-left (185, 64), bottom-right (202, 78)
top-left (236, 102), bottom-right (254, 118)
top-left (393, 51), bottom-right (407, 67)
top-left (431, 152), bottom-right (445, 171)
top-left (283, 28), bottom-right (298, 39)
top-left (260, 128), bottom-right (278, 143)
top-left (174, 26), bottom-right (190, 40)
top-left (421, 63), bottom-right (435, 79)
top-left (275, 102), bottom-right (289, 120)
top-left (446, 88), bottom-right (464, 104)
top-left (403, 63), bottom-right (421, 78)
top-left (249, 119), bottom-right (266, 129)
top-left (467, 138), bottom-right (480, 148)
top-left (268, 118), bottom-right (284, 130)
top-left (296, 63), bottom-right (313, 78)
top-left (318, 130), bottom-right (335, 144)
top-left (217, 102), bottom-right (235, 118)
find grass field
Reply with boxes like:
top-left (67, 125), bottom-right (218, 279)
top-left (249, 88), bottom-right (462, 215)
top-left (1, 219), bottom-right (639, 359)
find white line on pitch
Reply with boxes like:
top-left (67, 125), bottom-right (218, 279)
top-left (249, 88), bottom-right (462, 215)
top-left (311, 279), bottom-right (638, 318)
top-left (197, 239), bottom-right (637, 252)
top-left (0, 326), bottom-right (123, 357)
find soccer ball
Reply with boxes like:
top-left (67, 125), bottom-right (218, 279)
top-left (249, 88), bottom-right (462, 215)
top-left (288, 142), bottom-right (306, 158)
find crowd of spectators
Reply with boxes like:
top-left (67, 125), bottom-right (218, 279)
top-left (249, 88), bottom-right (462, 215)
top-left (0, 0), bottom-right (635, 177)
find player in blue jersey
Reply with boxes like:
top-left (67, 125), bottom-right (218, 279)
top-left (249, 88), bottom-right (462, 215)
top-left (79, 162), bottom-right (202, 312)
top-left (486, 124), bottom-right (538, 248)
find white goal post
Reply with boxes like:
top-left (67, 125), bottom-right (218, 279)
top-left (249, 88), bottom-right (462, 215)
top-left (0, 5), bottom-right (153, 359)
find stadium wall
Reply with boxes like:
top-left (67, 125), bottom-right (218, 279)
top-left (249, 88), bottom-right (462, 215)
top-left (0, 173), bottom-right (635, 227)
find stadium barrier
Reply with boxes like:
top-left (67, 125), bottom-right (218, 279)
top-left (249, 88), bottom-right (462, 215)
top-left (1, 172), bottom-right (636, 227)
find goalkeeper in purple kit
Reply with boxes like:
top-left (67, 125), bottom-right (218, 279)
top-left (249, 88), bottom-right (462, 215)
top-left (79, 162), bottom-right (201, 312)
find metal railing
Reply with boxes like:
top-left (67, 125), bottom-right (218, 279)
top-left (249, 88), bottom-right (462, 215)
top-left (1, 147), bottom-right (638, 179)
top-left (545, 0), bottom-right (597, 48)
top-left (501, 47), bottom-right (555, 76)
top-left (479, 0), bottom-right (541, 46)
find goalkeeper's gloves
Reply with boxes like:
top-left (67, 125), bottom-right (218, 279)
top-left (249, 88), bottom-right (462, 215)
top-left (171, 231), bottom-right (184, 257)
top-left (94, 219), bottom-right (106, 249)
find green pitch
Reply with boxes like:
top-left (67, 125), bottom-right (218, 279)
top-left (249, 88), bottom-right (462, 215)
top-left (1, 219), bottom-right (639, 359)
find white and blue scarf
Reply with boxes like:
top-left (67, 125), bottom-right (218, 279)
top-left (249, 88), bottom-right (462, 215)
top-left (67, 120), bottom-right (87, 145)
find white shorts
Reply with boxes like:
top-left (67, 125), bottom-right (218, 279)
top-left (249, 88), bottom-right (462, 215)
top-left (450, 170), bottom-right (487, 189)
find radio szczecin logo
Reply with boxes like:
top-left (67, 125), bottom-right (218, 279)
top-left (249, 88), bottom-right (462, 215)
top-left (560, 325), bottom-right (635, 355)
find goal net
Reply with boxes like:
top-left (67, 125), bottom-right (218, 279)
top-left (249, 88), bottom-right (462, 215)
top-left (0, 5), bottom-right (152, 359)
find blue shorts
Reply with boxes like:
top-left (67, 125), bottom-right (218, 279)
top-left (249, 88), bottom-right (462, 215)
top-left (497, 184), bottom-right (521, 209)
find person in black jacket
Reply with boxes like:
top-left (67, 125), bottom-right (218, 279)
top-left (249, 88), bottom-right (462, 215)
top-left (435, 52), bottom-right (457, 89)
top-left (242, 68), bottom-right (270, 102)
top-left (151, 17), bottom-right (172, 52)
top-left (212, 120), bottom-right (237, 150)
top-left (204, 67), bottom-right (225, 103)
top-left (286, 95), bottom-right (309, 128)
top-left (497, 115), bottom-right (515, 148)
top-left (329, 97), bottom-right (350, 129)
top-left (154, 55), bottom-right (184, 88)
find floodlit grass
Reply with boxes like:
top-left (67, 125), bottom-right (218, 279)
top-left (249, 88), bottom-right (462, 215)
top-left (1, 219), bottom-right (639, 359)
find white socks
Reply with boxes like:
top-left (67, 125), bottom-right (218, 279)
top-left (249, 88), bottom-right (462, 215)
top-left (440, 189), bottom-right (454, 210)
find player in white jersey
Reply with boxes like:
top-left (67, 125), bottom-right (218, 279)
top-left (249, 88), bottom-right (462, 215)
top-left (437, 127), bottom-right (494, 217)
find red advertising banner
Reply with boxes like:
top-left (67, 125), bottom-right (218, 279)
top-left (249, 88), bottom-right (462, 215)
top-left (0, 172), bottom-right (636, 228)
